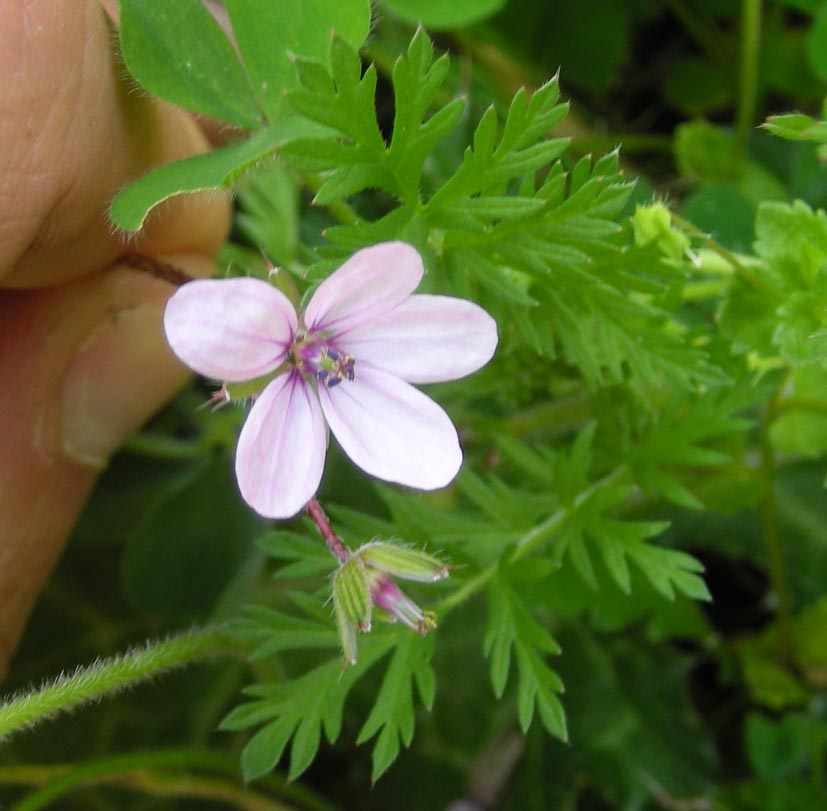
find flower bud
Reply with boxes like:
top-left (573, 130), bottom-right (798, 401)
top-left (357, 541), bottom-right (449, 583)
top-left (368, 571), bottom-right (438, 635)
top-left (330, 541), bottom-right (448, 665)
top-left (632, 203), bottom-right (689, 262)
top-left (332, 556), bottom-right (371, 666)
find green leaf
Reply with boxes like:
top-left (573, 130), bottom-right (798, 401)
top-left (225, 0), bottom-right (371, 121)
top-left (357, 633), bottom-right (436, 780)
top-left (764, 112), bottom-right (827, 143)
top-left (792, 597), bottom-right (827, 679)
top-left (119, 0), bottom-right (261, 128)
top-left (771, 367), bottom-right (827, 457)
top-left (228, 606), bottom-right (340, 660)
top-left (379, 0), bottom-right (506, 29)
top-left (662, 58), bottom-right (733, 115)
top-left (745, 712), bottom-right (813, 779)
top-left (123, 456), bottom-right (264, 617)
top-left (110, 122), bottom-right (318, 232)
top-left (283, 29), bottom-right (466, 206)
top-left (750, 200), bottom-right (827, 365)
top-left (556, 630), bottom-right (716, 800)
top-left (233, 637), bottom-right (393, 781)
top-left (483, 576), bottom-right (566, 741)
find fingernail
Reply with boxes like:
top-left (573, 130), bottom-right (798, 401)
top-left (60, 303), bottom-right (179, 466)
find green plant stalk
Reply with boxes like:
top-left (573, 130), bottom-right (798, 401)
top-left (122, 431), bottom-right (207, 460)
top-left (758, 399), bottom-right (793, 659)
top-left (437, 467), bottom-right (628, 613)
top-left (3, 750), bottom-right (292, 811)
top-left (673, 213), bottom-right (780, 301)
top-left (511, 468), bottom-right (627, 563)
top-left (736, 0), bottom-right (762, 161)
top-left (0, 628), bottom-right (231, 742)
top-left (663, 0), bottom-right (731, 66)
top-left (0, 749), bottom-right (338, 811)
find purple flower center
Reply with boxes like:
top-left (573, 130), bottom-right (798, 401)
top-left (290, 331), bottom-right (356, 388)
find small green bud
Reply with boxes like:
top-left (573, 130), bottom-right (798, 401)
top-left (332, 557), bottom-right (371, 666)
top-left (331, 542), bottom-right (448, 665)
top-left (632, 203), bottom-right (690, 262)
top-left (357, 541), bottom-right (450, 583)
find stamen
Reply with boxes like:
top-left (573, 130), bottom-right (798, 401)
top-left (289, 332), bottom-right (356, 387)
top-left (315, 348), bottom-right (356, 388)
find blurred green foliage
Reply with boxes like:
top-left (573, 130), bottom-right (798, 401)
top-left (6, 0), bottom-right (827, 810)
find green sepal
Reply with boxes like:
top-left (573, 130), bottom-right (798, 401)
top-left (224, 369), bottom-right (284, 401)
top-left (357, 541), bottom-right (450, 583)
top-left (332, 557), bottom-right (371, 665)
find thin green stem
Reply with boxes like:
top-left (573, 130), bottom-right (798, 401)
top-left (736, 0), bottom-right (762, 161)
top-left (437, 467), bottom-right (628, 614)
top-left (663, 0), bottom-right (731, 66)
top-left (511, 468), bottom-right (626, 563)
top-left (3, 750), bottom-right (292, 811)
top-left (122, 432), bottom-right (206, 460)
top-left (0, 750), bottom-right (337, 811)
top-left (812, 720), bottom-right (826, 787)
top-left (0, 628), bottom-right (232, 742)
top-left (497, 397), bottom-right (592, 439)
top-left (673, 213), bottom-right (781, 301)
top-left (436, 563), bottom-right (498, 614)
top-left (758, 392), bottom-right (793, 659)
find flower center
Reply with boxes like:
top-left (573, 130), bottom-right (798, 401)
top-left (290, 331), bottom-right (355, 388)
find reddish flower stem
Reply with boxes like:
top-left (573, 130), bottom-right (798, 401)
top-left (114, 252), bottom-right (194, 287)
top-left (306, 498), bottom-right (349, 563)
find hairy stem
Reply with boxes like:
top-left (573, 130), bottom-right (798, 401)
top-left (0, 628), bottom-right (231, 742)
top-left (307, 498), bottom-right (350, 563)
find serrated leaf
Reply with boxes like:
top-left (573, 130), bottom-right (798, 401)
top-left (357, 634), bottom-right (435, 780)
top-left (623, 541), bottom-right (710, 601)
top-left (515, 644), bottom-right (567, 740)
top-left (225, 0), bottom-right (371, 121)
top-left (483, 576), bottom-right (565, 741)
top-left (228, 606), bottom-right (340, 659)
top-left (764, 112), bottom-right (827, 142)
top-left (120, 0), bottom-right (261, 128)
top-left (233, 637), bottom-right (393, 781)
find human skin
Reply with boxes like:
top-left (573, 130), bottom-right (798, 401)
top-left (0, 0), bottom-right (231, 676)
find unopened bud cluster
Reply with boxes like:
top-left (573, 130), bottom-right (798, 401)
top-left (332, 541), bottom-right (449, 665)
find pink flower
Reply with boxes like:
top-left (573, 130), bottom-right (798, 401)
top-left (164, 242), bottom-right (498, 519)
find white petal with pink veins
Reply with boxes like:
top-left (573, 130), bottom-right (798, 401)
top-left (340, 294), bottom-right (498, 384)
top-left (164, 278), bottom-right (297, 382)
top-left (305, 242), bottom-right (424, 335)
top-left (318, 366), bottom-right (462, 490)
top-left (235, 373), bottom-right (327, 519)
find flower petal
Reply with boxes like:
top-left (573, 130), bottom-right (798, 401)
top-left (318, 366), bottom-right (462, 490)
top-left (340, 294), bottom-right (498, 383)
top-left (305, 242), bottom-right (424, 335)
top-left (235, 373), bottom-right (326, 519)
top-left (164, 278), bottom-right (297, 382)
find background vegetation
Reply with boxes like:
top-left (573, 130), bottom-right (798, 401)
top-left (4, 0), bottom-right (827, 809)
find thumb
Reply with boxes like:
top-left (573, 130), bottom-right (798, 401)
top-left (0, 255), bottom-right (212, 673)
